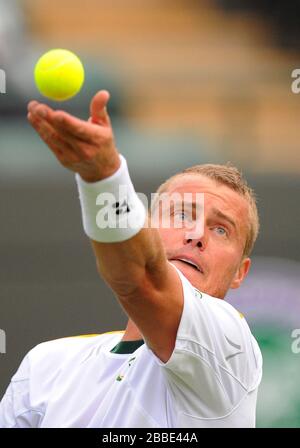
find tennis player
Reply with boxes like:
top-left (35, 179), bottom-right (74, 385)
top-left (0, 90), bottom-right (262, 427)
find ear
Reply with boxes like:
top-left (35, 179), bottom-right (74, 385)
top-left (230, 257), bottom-right (251, 289)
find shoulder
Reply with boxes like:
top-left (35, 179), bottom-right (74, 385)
top-left (199, 293), bottom-right (263, 390)
top-left (170, 263), bottom-right (262, 388)
top-left (11, 331), bottom-right (124, 383)
top-left (29, 331), bottom-right (124, 362)
top-left (203, 292), bottom-right (253, 345)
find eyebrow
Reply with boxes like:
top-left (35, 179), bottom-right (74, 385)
top-left (210, 207), bottom-right (237, 232)
top-left (187, 203), bottom-right (237, 232)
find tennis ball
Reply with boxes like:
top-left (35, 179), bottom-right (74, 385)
top-left (34, 49), bottom-right (85, 101)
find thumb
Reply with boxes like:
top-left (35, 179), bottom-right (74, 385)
top-left (89, 90), bottom-right (111, 126)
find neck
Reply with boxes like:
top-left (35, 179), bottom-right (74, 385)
top-left (121, 319), bottom-right (143, 341)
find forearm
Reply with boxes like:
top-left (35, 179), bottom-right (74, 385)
top-left (76, 152), bottom-right (169, 298)
top-left (90, 217), bottom-right (168, 298)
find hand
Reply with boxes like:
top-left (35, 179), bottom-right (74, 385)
top-left (27, 90), bottom-right (121, 182)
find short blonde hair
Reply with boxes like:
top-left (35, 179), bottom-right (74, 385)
top-left (154, 162), bottom-right (259, 258)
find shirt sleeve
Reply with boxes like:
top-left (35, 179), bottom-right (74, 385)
top-left (144, 262), bottom-right (263, 419)
top-left (0, 352), bottom-right (44, 428)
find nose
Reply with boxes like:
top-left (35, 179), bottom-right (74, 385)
top-left (184, 235), bottom-right (205, 250)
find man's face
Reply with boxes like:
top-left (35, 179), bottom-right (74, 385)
top-left (157, 174), bottom-right (252, 299)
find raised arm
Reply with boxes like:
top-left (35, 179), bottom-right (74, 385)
top-left (27, 91), bottom-right (183, 362)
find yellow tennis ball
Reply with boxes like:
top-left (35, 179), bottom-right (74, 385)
top-left (34, 49), bottom-right (85, 101)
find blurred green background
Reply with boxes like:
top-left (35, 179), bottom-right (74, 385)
top-left (0, 0), bottom-right (299, 427)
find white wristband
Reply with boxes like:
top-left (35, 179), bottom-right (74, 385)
top-left (75, 154), bottom-right (146, 242)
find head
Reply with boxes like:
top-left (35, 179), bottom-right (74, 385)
top-left (151, 162), bottom-right (259, 299)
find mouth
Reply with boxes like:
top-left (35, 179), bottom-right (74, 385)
top-left (170, 258), bottom-right (204, 273)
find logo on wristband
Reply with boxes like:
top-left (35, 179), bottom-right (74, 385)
top-left (95, 187), bottom-right (204, 240)
top-left (112, 200), bottom-right (131, 215)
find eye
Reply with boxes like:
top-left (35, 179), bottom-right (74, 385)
top-left (172, 210), bottom-right (194, 228)
top-left (214, 226), bottom-right (228, 236)
top-left (173, 210), bottom-right (188, 220)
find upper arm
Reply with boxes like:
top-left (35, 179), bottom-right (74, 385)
top-left (117, 260), bottom-right (184, 363)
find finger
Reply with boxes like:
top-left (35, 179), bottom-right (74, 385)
top-left (27, 100), bottom-right (39, 111)
top-left (28, 101), bottom-right (55, 121)
top-left (27, 112), bottom-right (80, 164)
top-left (28, 102), bottom-right (96, 144)
top-left (28, 111), bottom-right (96, 163)
top-left (89, 90), bottom-right (111, 126)
top-left (49, 110), bottom-right (97, 143)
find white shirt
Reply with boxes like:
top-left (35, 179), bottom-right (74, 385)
top-left (0, 264), bottom-right (262, 427)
